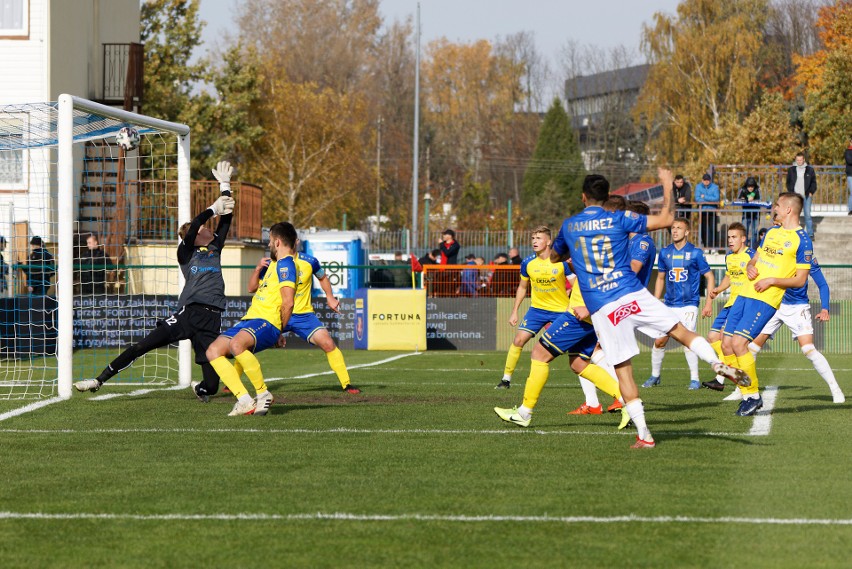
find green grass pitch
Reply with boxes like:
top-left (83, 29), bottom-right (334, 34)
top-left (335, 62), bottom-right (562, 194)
top-left (1, 349), bottom-right (850, 568)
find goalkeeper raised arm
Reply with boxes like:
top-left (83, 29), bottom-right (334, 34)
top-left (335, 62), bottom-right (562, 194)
top-left (73, 162), bottom-right (236, 398)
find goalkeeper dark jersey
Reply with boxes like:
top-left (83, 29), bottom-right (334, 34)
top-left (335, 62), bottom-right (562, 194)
top-left (177, 208), bottom-right (231, 310)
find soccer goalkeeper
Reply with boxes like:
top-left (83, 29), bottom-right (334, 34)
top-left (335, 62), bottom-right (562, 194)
top-left (73, 161), bottom-right (236, 398)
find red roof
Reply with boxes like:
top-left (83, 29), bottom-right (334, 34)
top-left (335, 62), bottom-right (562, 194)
top-left (612, 182), bottom-right (660, 196)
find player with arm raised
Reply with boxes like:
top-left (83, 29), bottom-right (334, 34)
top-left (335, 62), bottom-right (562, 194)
top-left (701, 222), bottom-right (755, 393)
top-left (549, 170), bottom-right (747, 448)
top-left (74, 162), bottom-right (236, 396)
top-left (721, 192), bottom-right (813, 416)
top-left (205, 222), bottom-right (299, 416)
top-left (495, 226), bottom-right (570, 390)
top-left (746, 237), bottom-right (843, 403)
top-left (284, 243), bottom-right (359, 394)
top-left (643, 218), bottom-right (715, 390)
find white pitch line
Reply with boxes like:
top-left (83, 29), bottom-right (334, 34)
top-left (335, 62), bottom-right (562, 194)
top-left (748, 385), bottom-right (779, 437)
top-left (0, 511), bottom-right (850, 526)
top-left (0, 426), bottom-right (768, 437)
top-left (0, 397), bottom-right (64, 423)
top-left (88, 352), bottom-right (422, 400)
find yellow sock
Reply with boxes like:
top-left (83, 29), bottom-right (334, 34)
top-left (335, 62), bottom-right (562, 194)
top-left (209, 356), bottom-right (247, 399)
top-left (737, 352), bottom-right (760, 395)
top-left (579, 363), bottom-right (621, 400)
top-left (723, 352), bottom-right (738, 368)
top-left (233, 359), bottom-right (244, 379)
top-left (503, 344), bottom-right (523, 377)
top-left (326, 347), bottom-right (351, 388)
top-left (235, 351), bottom-right (266, 394)
top-left (522, 360), bottom-right (550, 410)
top-left (711, 340), bottom-right (724, 360)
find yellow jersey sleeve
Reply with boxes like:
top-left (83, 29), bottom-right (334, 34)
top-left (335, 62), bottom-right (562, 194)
top-left (243, 255), bottom-right (297, 330)
top-left (293, 253), bottom-right (324, 314)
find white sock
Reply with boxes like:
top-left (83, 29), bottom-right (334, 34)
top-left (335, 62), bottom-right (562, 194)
top-left (802, 344), bottom-right (842, 394)
top-left (238, 394), bottom-right (253, 405)
top-left (749, 342), bottom-right (761, 357)
top-left (517, 405), bottom-right (533, 419)
top-left (502, 374), bottom-right (511, 381)
top-left (578, 376), bottom-right (600, 408)
top-left (685, 349), bottom-right (699, 381)
top-left (651, 346), bottom-right (665, 377)
top-left (625, 398), bottom-right (652, 441)
top-left (687, 336), bottom-right (721, 365)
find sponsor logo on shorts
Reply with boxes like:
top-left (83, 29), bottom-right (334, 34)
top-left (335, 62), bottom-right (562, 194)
top-left (607, 300), bottom-right (641, 326)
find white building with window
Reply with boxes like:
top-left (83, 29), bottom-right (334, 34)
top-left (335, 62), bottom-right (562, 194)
top-left (0, 0), bottom-right (140, 257)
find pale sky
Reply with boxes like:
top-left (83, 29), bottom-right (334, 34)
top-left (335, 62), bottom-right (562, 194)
top-left (196, 0), bottom-right (683, 65)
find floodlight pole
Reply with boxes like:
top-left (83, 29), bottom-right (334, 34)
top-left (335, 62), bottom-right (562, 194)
top-left (411, 2), bottom-right (421, 251)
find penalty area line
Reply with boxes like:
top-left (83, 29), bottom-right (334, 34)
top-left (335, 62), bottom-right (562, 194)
top-left (0, 511), bottom-right (849, 526)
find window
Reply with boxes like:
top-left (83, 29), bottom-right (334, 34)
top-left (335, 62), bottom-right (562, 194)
top-left (0, 0), bottom-right (28, 38)
top-left (0, 113), bottom-right (27, 190)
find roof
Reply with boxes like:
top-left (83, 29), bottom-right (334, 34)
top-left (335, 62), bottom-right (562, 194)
top-left (611, 182), bottom-right (660, 196)
top-left (564, 64), bottom-right (650, 101)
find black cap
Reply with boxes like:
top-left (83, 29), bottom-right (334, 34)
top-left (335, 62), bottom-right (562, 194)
top-left (702, 173), bottom-right (712, 181)
top-left (30, 236), bottom-right (43, 246)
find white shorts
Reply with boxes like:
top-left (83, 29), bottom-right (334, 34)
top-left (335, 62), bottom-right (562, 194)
top-left (759, 302), bottom-right (814, 340)
top-left (591, 288), bottom-right (681, 365)
top-left (637, 305), bottom-right (698, 339)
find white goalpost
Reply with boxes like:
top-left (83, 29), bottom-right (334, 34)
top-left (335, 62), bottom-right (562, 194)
top-left (0, 95), bottom-right (191, 400)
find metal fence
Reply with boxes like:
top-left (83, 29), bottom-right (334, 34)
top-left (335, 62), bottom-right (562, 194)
top-left (712, 164), bottom-right (848, 213)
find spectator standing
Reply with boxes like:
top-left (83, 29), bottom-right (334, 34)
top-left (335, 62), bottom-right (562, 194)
top-left (0, 236), bottom-right (7, 293)
top-left (674, 174), bottom-right (692, 219)
top-left (737, 177), bottom-right (762, 247)
top-left (786, 152), bottom-right (817, 239)
top-left (26, 236), bottom-right (55, 296)
top-left (79, 233), bottom-right (113, 295)
top-left (845, 138), bottom-right (852, 216)
top-left (390, 251), bottom-right (411, 288)
top-left (695, 173), bottom-right (720, 250)
top-left (439, 229), bottom-right (460, 265)
top-left (460, 254), bottom-right (479, 296)
top-left (508, 247), bottom-right (522, 265)
top-left (488, 253), bottom-right (513, 296)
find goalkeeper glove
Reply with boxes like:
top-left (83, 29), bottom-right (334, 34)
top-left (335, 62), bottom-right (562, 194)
top-left (212, 161), bottom-right (234, 196)
top-left (210, 195), bottom-right (235, 216)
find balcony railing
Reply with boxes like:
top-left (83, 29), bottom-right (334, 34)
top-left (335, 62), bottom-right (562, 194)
top-left (103, 43), bottom-right (143, 110)
top-left (135, 180), bottom-right (263, 242)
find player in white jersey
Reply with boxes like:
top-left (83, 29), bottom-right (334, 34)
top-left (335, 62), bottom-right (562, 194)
top-left (550, 170), bottom-right (748, 448)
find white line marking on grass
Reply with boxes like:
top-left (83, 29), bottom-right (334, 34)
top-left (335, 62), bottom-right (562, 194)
top-left (0, 426), bottom-right (769, 437)
top-left (748, 385), bottom-right (779, 437)
top-left (0, 397), bottom-right (64, 423)
top-left (1, 511), bottom-right (850, 526)
top-left (88, 352), bottom-right (422, 400)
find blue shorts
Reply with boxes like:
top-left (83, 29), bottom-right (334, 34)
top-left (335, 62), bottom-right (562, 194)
top-left (222, 319), bottom-right (281, 353)
top-left (710, 305), bottom-right (731, 333)
top-left (723, 297), bottom-right (777, 341)
top-left (539, 312), bottom-right (597, 360)
top-left (519, 307), bottom-right (565, 335)
top-left (283, 312), bottom-right (325, 342)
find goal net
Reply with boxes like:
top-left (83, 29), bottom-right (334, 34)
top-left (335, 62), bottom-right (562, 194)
top-left (0, 95), bottom-right (191, 400)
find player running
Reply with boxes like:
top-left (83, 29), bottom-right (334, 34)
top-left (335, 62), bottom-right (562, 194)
top-left (74, 161), bottom-right (236, 397)
top-left (547, 170), bottom-right (747, 448)
top-left (495, 226), bottom-right (571, 390)
top-left (643, 218), bottom-right (715, 390)
top-left (701, 222), bottom-right (755, 393)
top-left (720, 192), bottom-right (813, 416)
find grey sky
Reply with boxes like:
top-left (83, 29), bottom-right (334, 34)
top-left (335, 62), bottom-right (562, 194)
top-left (196, 0), bottom-right (683, 64)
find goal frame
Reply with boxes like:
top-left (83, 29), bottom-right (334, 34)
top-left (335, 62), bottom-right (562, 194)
top-left (57, 94), bottom-right (192, 399)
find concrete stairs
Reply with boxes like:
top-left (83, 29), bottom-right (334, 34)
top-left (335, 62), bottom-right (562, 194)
top-left (813, 216), bottom-right (852, 300)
